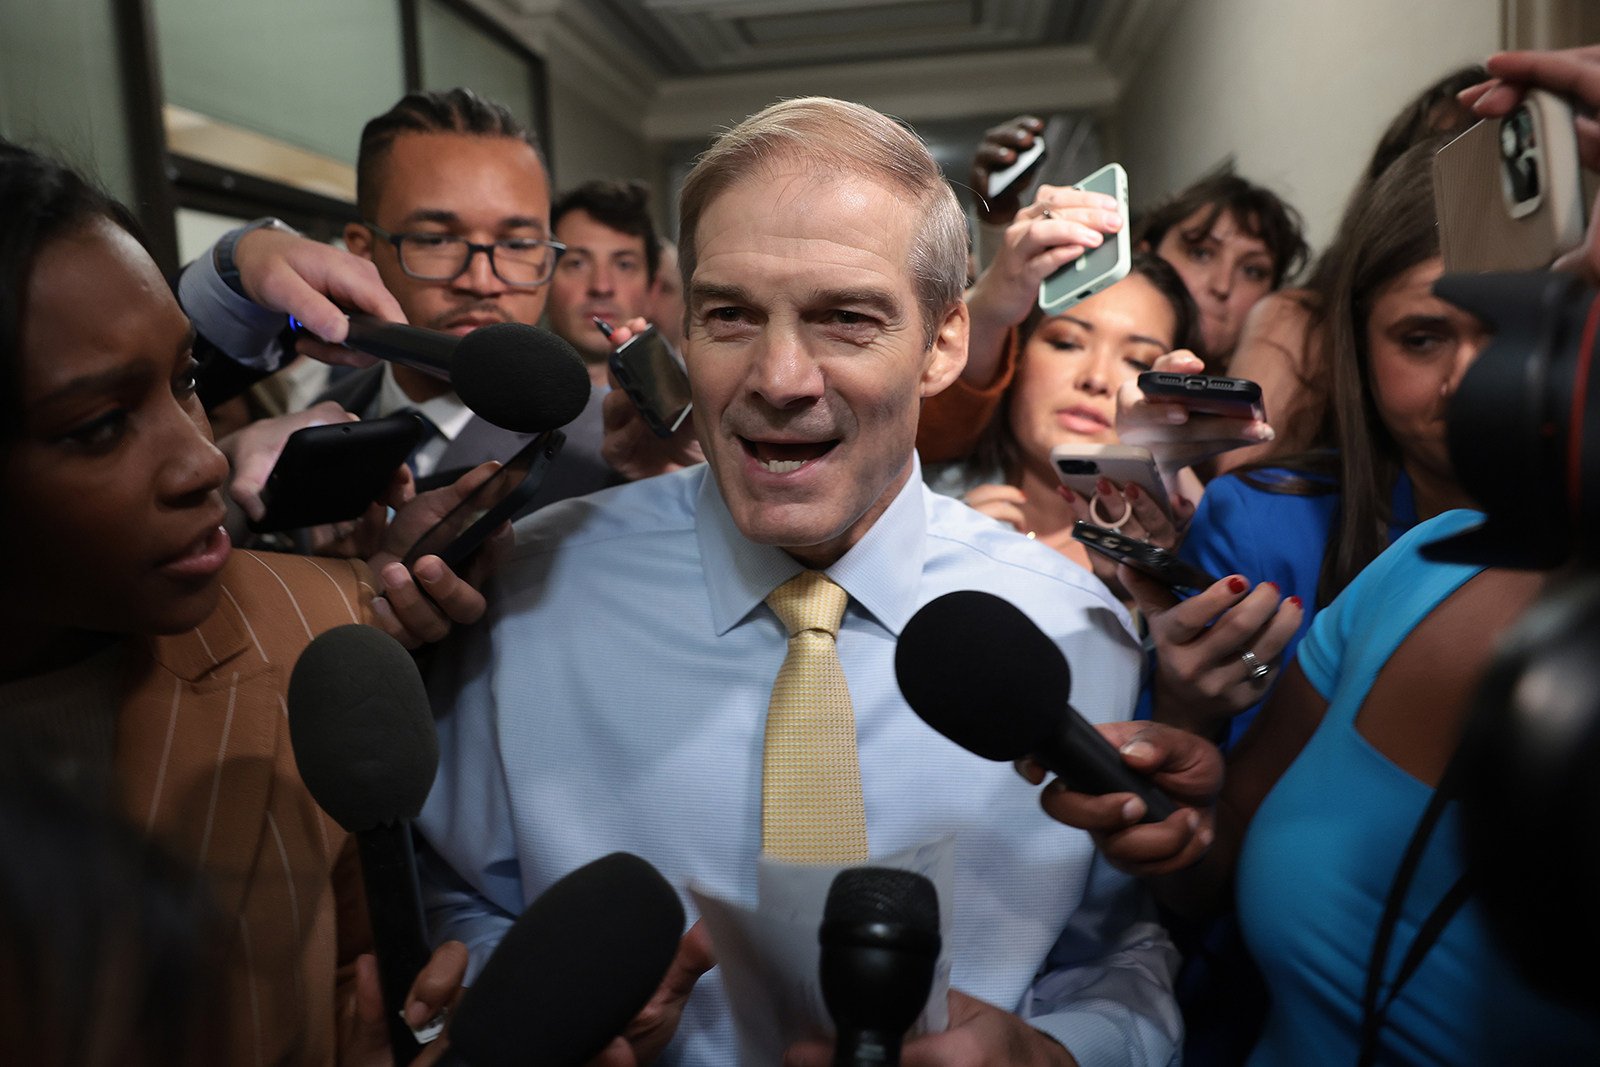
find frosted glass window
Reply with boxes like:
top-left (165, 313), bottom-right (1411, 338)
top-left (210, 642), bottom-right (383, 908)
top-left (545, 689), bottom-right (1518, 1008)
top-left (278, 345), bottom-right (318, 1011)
top-left (418, 0), bottom-right (537, 132)
top-left (0, 0), bottom-right (136, 203)
top-left (153, 0), bottom-right (406, 167)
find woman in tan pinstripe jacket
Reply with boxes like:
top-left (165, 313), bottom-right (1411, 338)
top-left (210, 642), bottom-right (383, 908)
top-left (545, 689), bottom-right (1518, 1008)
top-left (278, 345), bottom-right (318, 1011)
top-left (0, 142), bottom-right (474, 1065)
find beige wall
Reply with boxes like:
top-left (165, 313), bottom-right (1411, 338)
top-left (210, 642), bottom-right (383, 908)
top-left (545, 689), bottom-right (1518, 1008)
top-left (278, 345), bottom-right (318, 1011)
top-left (546, 78), bottom-right (657, 193)
top-left (1112, 0), bottom-right (1503, 261)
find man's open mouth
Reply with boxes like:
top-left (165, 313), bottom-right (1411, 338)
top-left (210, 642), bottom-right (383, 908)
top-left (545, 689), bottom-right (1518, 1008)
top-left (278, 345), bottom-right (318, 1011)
top-left (741, 437), bottom-right (839, 473)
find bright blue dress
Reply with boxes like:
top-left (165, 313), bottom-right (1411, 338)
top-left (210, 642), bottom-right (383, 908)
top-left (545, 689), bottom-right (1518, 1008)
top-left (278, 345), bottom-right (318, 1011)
top-left (1237, 510), bottom-right (1600, 1065)
top-left (1176, 466), bottom-right (1416, 747)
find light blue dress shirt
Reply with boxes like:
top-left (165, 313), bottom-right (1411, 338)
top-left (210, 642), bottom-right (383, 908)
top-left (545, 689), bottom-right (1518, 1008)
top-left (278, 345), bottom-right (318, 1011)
top-left (416, 459), bottom-right (1181, 1066)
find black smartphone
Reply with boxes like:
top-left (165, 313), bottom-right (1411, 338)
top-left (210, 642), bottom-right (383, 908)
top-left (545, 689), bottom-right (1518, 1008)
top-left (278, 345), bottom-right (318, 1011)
top-left (1137, 371), bottom-right (1266, 421)
top-left (249, 412), bottom-right (425, 534)
top-left (401, 429), bottom-right (565, 573)
top-left (1072, 521), bottom-right (1220, 597)
top-left (608, 325), bottom-right (692, 438)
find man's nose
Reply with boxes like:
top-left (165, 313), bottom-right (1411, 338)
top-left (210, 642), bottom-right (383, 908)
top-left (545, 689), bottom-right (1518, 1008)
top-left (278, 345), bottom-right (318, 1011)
top-left (749, 328), bottom-right (824, 408)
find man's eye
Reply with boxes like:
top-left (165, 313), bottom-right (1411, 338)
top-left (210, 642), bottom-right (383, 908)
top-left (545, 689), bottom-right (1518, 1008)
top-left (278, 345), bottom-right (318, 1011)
top-left (708, 306), bottom-right (746, 322)
top-left (407, 234), bottom-right (455, 249)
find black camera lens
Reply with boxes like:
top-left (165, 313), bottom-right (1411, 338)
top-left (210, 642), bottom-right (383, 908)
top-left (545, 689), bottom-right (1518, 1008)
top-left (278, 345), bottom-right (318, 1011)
top-left (1057, 460), bottom-right (1099, 476)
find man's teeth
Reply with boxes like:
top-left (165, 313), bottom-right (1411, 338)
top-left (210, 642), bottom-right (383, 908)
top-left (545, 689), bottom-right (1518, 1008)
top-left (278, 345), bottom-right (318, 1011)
top-left (758, 458), bottom-right (807, 473)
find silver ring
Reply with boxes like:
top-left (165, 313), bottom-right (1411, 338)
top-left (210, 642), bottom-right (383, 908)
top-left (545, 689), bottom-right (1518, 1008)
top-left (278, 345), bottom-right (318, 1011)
top-left (1239, 649), bottom-right (1271, 681)
top-left (1090, 492), bottom-right (1132, 530)
top-left (1039, 207), bottom-right (1053, 219)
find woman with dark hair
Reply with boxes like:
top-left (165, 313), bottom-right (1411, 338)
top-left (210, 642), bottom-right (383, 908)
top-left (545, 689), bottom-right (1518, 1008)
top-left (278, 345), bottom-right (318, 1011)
top-left (0, 140), bottom-right (472, 1065)
top-left (1144, 139), bottom-right (1479, 743)
top-left (921, 251), bottom-right (1216, 586)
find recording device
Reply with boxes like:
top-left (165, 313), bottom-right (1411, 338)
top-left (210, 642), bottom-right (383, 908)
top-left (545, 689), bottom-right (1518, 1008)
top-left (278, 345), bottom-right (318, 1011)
top-left (1425, 269), bottom-right (1600, 991)
top-left (1039, 162), bottom-right (1131, 313)
top-left (1423, 271), bottom-right (1598, 568)
top-left (287, 624), bottom-right (441, 1063)
top-left (818, 867), bottom-right (941, 1067)
top-left (895, 590), bottom-right (1176, 822)
top-left (294, 315), bottom-right (591, 434)
top-left (599, 320), bottom-right (693, 437)
top-left (985, 138), bottom-right (1047, 201)
top-left (248, 412), bottom-right (424, 534)
top-left (401, 430), bottom-right (565, 574)
top-left (1051, 443), bottom-right (1173, 521)
top-left (440, 852), bottom-right (685, 1067)
top-left (1072, 521), bottom-right (1221, 597)
top-left (1137, 371), bottom-right (1266, 421)
top-left (1433, 90), bottom-right (1589, 273)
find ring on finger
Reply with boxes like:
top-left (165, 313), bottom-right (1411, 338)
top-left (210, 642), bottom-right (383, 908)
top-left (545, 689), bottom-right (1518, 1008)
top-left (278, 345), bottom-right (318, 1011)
top-left (1239, 648), bottom-right (1271, 681)
top-left (1038, 207), bottom-right (1053, 220)
top-left (1090, 492), bottom-right (1132, 530)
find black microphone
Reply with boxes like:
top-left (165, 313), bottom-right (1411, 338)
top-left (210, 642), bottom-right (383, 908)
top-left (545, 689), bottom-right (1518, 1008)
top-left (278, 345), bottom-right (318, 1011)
top-left (441, 852), bottom-right (686, 1067)
top-left (288, 623), bottom-right (441, 1065)
top-left (819, 867), bottom-right (941, 1067)
top-left (326, 315), bottom-right (591, 434)
top-left (894, 590), bottom-right (1175, 823)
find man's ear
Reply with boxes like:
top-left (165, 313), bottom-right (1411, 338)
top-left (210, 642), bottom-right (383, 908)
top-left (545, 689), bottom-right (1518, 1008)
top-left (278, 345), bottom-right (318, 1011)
top-left (344, 222), bottom-right (374, 260)
top-left (919, 300), bottom-right (969, 399)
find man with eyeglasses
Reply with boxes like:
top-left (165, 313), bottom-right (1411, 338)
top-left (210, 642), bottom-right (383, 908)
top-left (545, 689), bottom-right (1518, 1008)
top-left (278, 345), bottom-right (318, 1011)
top-left (181, 88), bottom-right (612, 514)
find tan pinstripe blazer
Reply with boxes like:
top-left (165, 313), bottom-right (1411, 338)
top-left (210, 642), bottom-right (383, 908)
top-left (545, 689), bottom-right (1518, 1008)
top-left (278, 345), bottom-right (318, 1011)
top-left (116, 550), bottom-right (378, 1067)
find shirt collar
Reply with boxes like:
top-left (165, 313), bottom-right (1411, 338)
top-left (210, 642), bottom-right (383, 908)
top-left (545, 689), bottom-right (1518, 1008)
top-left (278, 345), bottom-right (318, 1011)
top-left (696, 453), bottom-right (929, 636)
top-left (375, 365), bottom-right (474, 442)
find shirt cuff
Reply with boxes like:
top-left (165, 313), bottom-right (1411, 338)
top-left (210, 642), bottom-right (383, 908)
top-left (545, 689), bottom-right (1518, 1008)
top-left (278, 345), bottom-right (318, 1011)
top-left (177, 243), bottom-right (291, 372)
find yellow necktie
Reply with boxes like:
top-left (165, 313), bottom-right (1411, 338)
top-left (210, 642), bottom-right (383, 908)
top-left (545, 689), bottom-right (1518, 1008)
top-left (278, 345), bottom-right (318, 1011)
top-left (761, 571), bottom-right (869, 863)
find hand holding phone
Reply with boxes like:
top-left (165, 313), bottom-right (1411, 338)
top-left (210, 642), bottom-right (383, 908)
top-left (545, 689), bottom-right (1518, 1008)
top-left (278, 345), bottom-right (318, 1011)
top-left (1071, 521), bottom-right (1218, 597)
top-left (1051, 443), bottom-right (1173, 522)
top-left (971, 115), bottom-right (1047, 222)
top-left (599, 321), bottom-right (692, 438)
top-left (1137, 371), bottom-right (1266, 422)
top-left (1039, 162), bottom-right (1131, 313)
top-left (249, 412), bottom-right (424, 534)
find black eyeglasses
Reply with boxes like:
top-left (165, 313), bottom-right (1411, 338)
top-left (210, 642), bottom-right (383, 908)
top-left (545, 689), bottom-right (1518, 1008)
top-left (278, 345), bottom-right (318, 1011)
top-left (363, 222), bottom-right (565, 287)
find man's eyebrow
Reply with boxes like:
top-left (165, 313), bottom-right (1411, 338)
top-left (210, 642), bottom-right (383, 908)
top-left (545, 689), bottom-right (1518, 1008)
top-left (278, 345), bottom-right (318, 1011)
top-left (810, 288), bottom-right (901, 318)
top-left (689, 281), bottom-right (753, 306)
top-left (396, 209), bottom-right (547, 233)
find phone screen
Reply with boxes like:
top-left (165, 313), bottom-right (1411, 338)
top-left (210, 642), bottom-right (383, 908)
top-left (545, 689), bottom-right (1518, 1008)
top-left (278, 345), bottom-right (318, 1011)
top-left (402, 431), bottom-right (562, 571)
top-left (610, 327), bottom-right (692, 437)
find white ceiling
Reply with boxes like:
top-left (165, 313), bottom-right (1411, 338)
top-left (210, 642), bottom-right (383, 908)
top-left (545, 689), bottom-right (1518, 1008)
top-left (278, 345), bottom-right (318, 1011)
top-left (480, 0), bottom-right (1178, 142)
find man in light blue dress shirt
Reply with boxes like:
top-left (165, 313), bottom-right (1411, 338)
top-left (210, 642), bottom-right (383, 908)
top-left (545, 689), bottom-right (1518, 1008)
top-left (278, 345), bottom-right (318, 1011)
top-left (417, 96), bottom-right (1181, 1067)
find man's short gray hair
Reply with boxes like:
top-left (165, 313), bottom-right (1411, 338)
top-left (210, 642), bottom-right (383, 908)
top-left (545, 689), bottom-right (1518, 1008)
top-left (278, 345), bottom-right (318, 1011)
top-left (678, 97), bottom-right (967, 346)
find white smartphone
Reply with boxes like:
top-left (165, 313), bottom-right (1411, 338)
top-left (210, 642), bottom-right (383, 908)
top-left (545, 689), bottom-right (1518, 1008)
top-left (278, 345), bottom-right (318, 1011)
top-left (1038, 162), bottom-right (1131, 313)
top-left (1050, 442), bottom-right (1171, 520)
top-left (986, 139), bottom-right (1046, 201)
top-left (1433, 89), bottom-right (1589, 272)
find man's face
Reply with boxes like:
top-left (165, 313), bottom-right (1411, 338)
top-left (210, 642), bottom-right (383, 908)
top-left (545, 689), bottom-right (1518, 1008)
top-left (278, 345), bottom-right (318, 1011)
top-left (546, 209), bottom-right (652, 360)
top-left (346, 132), bottom-right (552, 335)
top-left (685, 163), bottom-right (966, 568)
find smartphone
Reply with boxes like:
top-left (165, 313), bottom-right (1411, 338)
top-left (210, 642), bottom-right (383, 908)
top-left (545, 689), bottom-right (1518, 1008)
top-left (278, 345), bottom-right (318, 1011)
top-left (986, 138), bottom-right (1047, 201)
top-left (401, 429), bottom-right (565, 574)
top-left (1039, 162), bottom-right (1131, 313)
top-left (1050, 443), bottom-right (1172, 520)
top-left (1433, 89), bottom-right (1589, 273)
top-left (1137, 371), bottom-right (1266, 421)
top-left (1071, 521), bottom-right (1220, 597)
top-left (249, 412), bottom-right (424, 534)
top-left (608, 325), bottom-right (692, 438)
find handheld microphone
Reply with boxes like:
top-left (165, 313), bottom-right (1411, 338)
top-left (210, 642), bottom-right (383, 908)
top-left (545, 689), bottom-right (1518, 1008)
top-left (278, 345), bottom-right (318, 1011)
top-left (819, 867), bottom-right (941, 1067)
top-left (304, 315), bottom-right (591, 434)
top-left (894, 590), bottom-right (1175, 823)
top-left (441, 852), bottom-right (686, 1067)
top-left (288, 624), bottom-right (441, 1064)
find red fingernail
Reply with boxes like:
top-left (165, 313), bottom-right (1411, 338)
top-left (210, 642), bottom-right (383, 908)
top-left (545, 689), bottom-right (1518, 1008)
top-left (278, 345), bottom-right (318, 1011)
top-left (1288, 596), bottom-right (1303, 608)
top-left (1059, 486), bottom-right (1076, 502)
top-left (1125, 482), bottom-right (1141, 500)
top-left (1097, 477), bottom-right (1115, 495)
top-left (1264, 581), bottom-right (1279, 592)
top-left (1228, 576), bottom-right (1247, 594)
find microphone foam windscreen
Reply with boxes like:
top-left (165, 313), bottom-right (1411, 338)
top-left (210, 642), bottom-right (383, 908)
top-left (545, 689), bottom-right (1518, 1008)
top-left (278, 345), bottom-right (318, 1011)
top-left (449, 852), bottom-right (686, 1067)
top-left (894, 590), bottom-right (1072, 761)
top-left (452, 323), bottom-right (592, 434)
top-left (286, 624), bottom-right (439, 832)
top-left (823, 867), bottom-right (939, 936)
